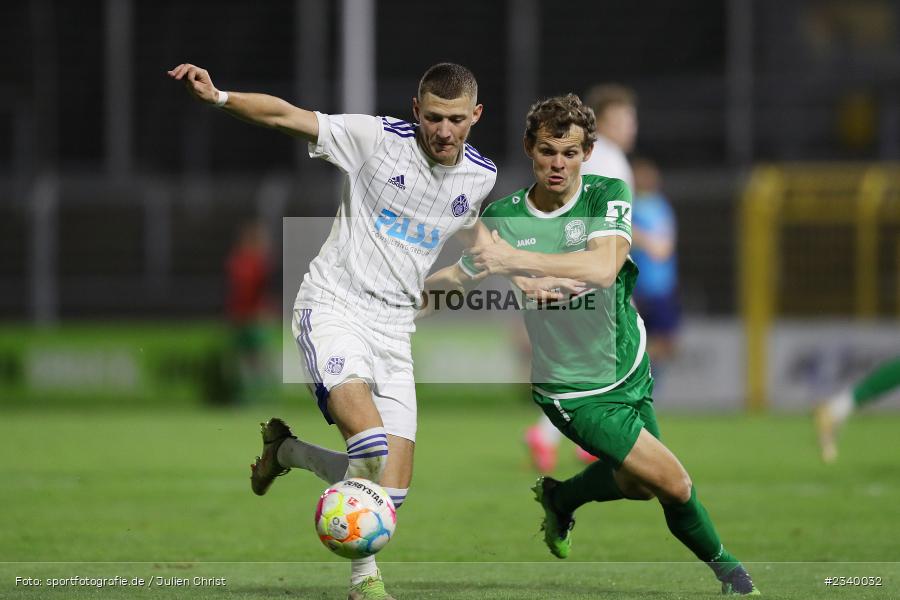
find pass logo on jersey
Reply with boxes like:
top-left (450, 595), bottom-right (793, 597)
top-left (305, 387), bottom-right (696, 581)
top-left (374, 208), bottom-right (441, 250)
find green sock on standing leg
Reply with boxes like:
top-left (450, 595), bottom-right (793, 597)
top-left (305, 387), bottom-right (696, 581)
top-left (661, 487), bottom-right (740, 578)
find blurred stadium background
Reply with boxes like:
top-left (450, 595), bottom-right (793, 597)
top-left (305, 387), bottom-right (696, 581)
top-left (2, 1), bottom-right (900, 598)
top-left (2, 0), bottom-right (899, 409)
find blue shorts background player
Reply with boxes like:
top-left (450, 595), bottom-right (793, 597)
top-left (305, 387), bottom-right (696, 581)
top-left (630, 157), bottom-right (680, 383)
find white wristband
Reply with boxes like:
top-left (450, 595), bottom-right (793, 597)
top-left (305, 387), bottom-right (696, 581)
top-left (214, 90), bottom-right (229, 107)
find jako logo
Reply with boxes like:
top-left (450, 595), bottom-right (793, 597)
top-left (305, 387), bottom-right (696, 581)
top-left (517, 237), bottom-right (536, 247)
top-left (375, 209), bottom-right (440, 249)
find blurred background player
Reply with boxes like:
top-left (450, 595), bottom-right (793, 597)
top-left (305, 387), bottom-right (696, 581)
top-left (815, 355), bottom-right (900, 463)
top-left (225, 220), bottom-right (275, 404)
top-left (582, 83), bottom-right (638, 190)
top-left (630, 157), bottom-right (680, 385)
top-left (524, 83), bottom-right (639, 472)
top-left (169, 61), bottom-right (495, 600)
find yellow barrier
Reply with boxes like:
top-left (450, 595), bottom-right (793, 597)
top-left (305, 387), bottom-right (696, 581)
top-left (740, 163), bottom-right (900, 410)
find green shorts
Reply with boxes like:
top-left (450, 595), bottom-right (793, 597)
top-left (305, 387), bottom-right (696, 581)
top-left (533, 354), bottom-right (660, 469)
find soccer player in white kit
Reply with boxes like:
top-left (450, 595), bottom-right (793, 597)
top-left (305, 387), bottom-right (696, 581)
top-left (525, 84), bottom-right (638, 473)
top-left (168, 62), bottom-right (496, 600)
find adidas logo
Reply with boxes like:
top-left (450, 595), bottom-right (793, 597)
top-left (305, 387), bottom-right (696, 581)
top-left (387, 174), bottom-right (406, 190)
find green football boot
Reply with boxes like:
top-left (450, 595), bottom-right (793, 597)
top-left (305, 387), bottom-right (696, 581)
top-left (249, 418), bottom-right (294, 496)
top-left (348, 570), bottom-right (396, 600)
top-left (532, 476), bottom-right (575, 559)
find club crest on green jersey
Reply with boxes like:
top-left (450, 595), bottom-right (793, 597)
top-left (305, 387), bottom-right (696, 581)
top-left (565, 219), bottom-right (587, 246)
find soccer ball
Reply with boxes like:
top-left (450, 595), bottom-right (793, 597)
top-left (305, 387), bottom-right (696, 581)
top-left (314, 478), bottom-right (397, 559)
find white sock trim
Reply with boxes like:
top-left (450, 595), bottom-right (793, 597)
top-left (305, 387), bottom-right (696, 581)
top-left (346, 427), bottom-right (388, 457)
top-left (343, 426), bottom-right (388, 482)
top-left (830, 389), bottom-right (854, 423)
top-left (350, 555), bottom-right (377, 585)
top-left (382, 486), bottom-right (408, 509)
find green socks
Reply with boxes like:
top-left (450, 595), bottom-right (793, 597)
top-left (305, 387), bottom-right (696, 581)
top-left (551, 469), bottom-right (743, 579)
top-left (853, 357), bottom-right (900, 408)
top-left (551, 461), bottom-right (625, 514)
top-left (662, 487), bottom-right (739, 576)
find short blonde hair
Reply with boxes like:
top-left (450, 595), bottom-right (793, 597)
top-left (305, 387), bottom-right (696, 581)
top-left (418, 63), bottom-right (478, 102)
top-left (584, 84), bottom-right (637, 120)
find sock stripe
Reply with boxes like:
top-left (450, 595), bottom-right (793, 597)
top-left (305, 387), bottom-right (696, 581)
top-left (384, 487), bottom-right (408, 509)
top-left (347, 440), bottom-right (390, 454)
top-left (348, 449), bottom-right (389, 460)
top-left (346, 432), bottom-right (388, 452)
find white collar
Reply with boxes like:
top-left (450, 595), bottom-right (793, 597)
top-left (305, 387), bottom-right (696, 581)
top-left (414, 131), bottom-right (464, 170)
top-left (525, 178), bottom-right (583, 219)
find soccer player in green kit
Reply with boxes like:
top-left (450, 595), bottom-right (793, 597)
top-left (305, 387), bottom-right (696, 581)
top-left (816, 355), bottom-right (900, 463)
top-left (423, 94), bottom-right (759, 595)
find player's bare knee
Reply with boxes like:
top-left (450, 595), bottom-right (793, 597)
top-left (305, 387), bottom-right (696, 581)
top-left (664, 474), bottom-right (692, 504)
top-left (650, 467), bottom-right (692, 504)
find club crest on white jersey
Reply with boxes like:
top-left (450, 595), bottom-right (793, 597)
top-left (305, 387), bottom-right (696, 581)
top-left (451, 194), bottom-right (470, 217)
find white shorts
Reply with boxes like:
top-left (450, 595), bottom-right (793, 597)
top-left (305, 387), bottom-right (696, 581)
top-left (292, 307), bottom-right (417, 442)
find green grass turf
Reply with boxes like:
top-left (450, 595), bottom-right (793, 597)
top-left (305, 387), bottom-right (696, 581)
top-left (1, 396), bottom-right (899, 599)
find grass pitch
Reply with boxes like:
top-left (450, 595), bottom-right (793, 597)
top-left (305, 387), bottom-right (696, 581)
top-left (2, 392), bottom-right (898, 599)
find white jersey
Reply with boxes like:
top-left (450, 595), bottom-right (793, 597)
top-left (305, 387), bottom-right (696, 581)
top-left (581, 134), bottom-right (634, 193)
top-left (295, 112), bottom-right (497, 334)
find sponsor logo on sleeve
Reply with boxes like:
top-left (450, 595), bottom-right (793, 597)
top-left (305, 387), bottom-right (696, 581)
top-left (605, 201), bottom-right (631, 227)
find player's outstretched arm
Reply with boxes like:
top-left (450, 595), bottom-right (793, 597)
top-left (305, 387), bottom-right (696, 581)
top-left (167, 63), bottom-right (319, 141)
top-left (470, 231), bottom-right (630, 289)
top-left (421, 264), bottom-right (583, 318)
top-left (509, 275), bottom-right (586, 302)
top-left (450, 225), bottom-right (585, 302)
top-left (417, 264), bottom-right (485, 319)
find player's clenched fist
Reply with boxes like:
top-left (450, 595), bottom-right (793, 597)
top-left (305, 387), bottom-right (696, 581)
top-left (167, 63), bottom-right (219, 105)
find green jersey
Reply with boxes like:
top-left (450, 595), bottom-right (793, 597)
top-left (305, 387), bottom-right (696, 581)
top-left (461, 175), bottom-right (647, 401)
